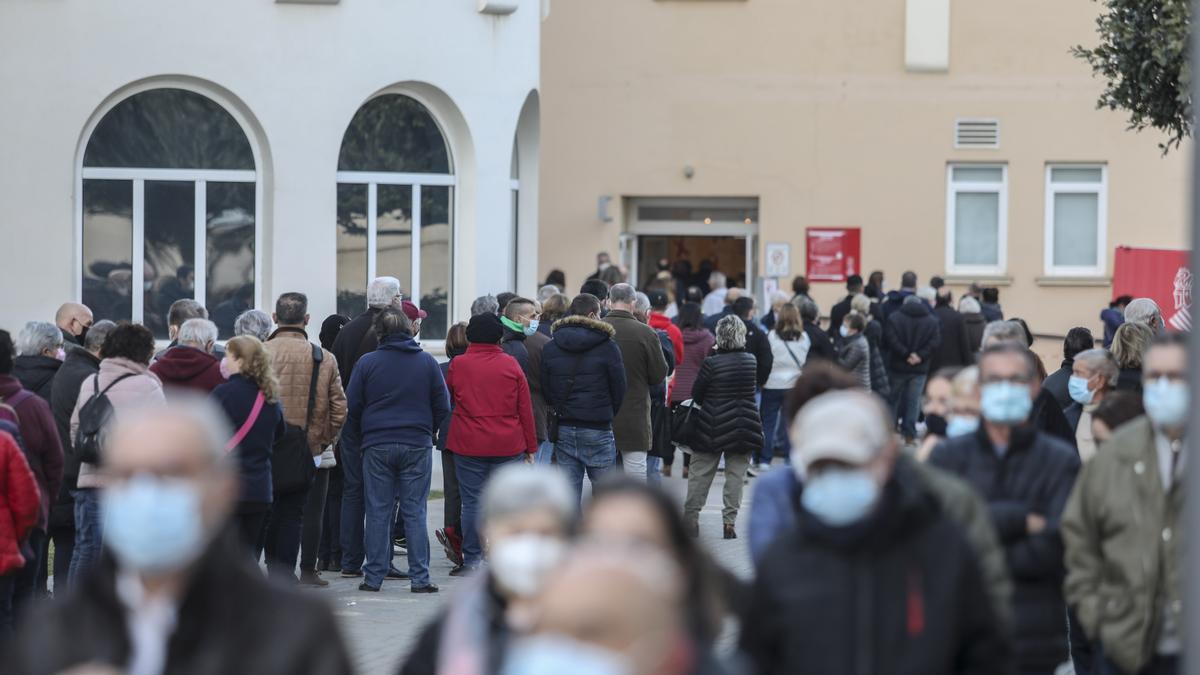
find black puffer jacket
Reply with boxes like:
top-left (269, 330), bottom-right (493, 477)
top-left (690, 350), bottom-right (763, 454)
top-left (741, 458), bottom-right (1012, 675)
top-left (929, 426), bottom-right (1080, 673)
top-left (48, 348), bottom-right (101, 527)
top-left (12, 354), bottom-right (61, 403)
top-left (541, 315), bottom-right (627, 429)
top-left (885, 301), bottom-right (941, 374)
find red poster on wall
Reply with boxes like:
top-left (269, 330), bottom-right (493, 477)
top-left (806, 228), bottom-right (861, 282)
top-left (1112, 246), bottom-right (1192, 331)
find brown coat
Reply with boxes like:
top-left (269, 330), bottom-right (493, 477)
top-left (266, 327), bottom-right (347, 456)
top-left (603, 310), bottom-right (669, 453)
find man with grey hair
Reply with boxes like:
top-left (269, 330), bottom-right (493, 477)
top-left (885, 294), bottom-right (942, 444)
top-left (331, 276), bottom-right (404, 390)
top-left (9, 402), bottom-right (355, 674)
top-left (150, 318), bottom-right (225, 396)
top-left (916, 286), bottom-right (937, 305)
top-left (1123, 297), bottom-right (1163, 333)
top-left (981, 320), bottom-right (1030, 350)
top-left (47, 319), bottom-right (116, 591)
top-left (979, 320), bottom-right (1078, 447)
top-left (471, 294), bottom-right (500, 317)
top-left (234, 309), bottom-right (272, 341)
top-left (604, 284), bottom-right (669, 481)
top-left (1064, 348), bottom-right (1119, 461)
top-left (12, 321), bottom-right (64, 401)
top-left (537, 284), bottom-right (560, 303)
top-left (701, 270), bottom-right (728, 316)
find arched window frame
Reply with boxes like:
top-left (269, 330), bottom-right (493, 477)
top-left (336, 90), bottom-right (457, 334)
top-left (73, 80), bottom-right (265, 330)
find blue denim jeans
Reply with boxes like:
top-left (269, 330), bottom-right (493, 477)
top-left (646, 455), bottom-right (662, 486)
top-left (363, 444), bottom-right (432, 588)
top-left (554, 426), bottom-right (617, 503)
top-left (454, 454), bottom-right (523, 568)
top-left (339, 438), bottom-right (365, 573)
top-left (758, 388), bottom-right (791, 464)
top-left (889, 372), bottom-right (927, 439)
top-left (535, 440), bottom-right (555, 465)
top-left (68, 489), bottom-right (102, 587)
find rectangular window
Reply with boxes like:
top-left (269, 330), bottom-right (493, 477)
top-left (946, 165), bottom-right (1007, 275)
top-left (1045, 165), bottom-right (1106, 276)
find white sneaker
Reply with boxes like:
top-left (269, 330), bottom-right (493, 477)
top-left (757, 462), bottom-right (770, 472)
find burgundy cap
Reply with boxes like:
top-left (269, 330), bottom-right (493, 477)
top-left (402, 300), bottom-right (428, 321)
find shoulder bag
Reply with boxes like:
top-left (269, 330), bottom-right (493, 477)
top-left (271, 344), bottom-right (323, 494)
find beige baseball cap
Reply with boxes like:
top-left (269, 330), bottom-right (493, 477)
top-left (789, 390), bottom-right (890, 469)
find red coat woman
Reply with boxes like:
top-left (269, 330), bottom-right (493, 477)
top-left (0, 431), bottom-right (40, 577)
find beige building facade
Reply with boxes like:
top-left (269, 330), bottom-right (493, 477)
top-left (538, 0), bottom-right (1190, 338)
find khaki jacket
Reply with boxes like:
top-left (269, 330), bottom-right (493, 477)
top-left (603, 310), bottom-right (669, 453)
top-left (1062, 416), bottom-right (1184, 674)
top-left (266, 328), bottom-right (347, 456)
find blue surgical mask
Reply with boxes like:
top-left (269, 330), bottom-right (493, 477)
top-left (801, 467), bottom-right (879, 527)
top-left (1068, 375), bottom-right (1094, 405)
top-left (980, 382), bottom-right (1032, 425)
top-left (503, 635), bottom-right (631, 675)
top-left (1144, 377), bottom-right (1188, 429)
top-left (946, 415), bottom-right (979, 438)
top-left (102, 474), bottom-right (206, 572)
top-left (838, 325), bottom-right (850, 338)
top-left (524, 320), bottom-right (540, 337)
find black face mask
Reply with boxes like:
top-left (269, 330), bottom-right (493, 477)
top-left (925, 414), bottom-right (948, 438)
top-left (76, 323), bottom-right (89, 345)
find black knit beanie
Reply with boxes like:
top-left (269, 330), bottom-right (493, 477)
top-left (466, 313), bottom-right (504, 344)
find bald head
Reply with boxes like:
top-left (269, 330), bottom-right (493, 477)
top-left (55, 302), bottom-right (93, 340)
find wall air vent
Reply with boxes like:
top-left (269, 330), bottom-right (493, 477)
top-left (955, 118), bottom-right (1000, 149)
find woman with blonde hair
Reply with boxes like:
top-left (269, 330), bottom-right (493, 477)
top-left (537, 293), bottom-right (570, 338)
top-left (851, 293), bottom-right (890, 400)
top-left (1111, 321), bottom-right (1154, 393)
top-left (211, 335), bottom-right (286, 556)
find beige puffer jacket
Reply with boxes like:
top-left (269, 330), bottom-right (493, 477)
top-left (265, 328), bottom-right (347, 456)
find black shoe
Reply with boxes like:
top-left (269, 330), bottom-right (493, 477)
top-left (358, 582), bottom-right (380, 592)
top-left (340, 569), bottom-right (363, 578)
top-left (448, 564), bottom-right (468, 577)
top-left (411, 583), bottom-right (440, 594)
top-left (386, 566), bottom-right (410, 580)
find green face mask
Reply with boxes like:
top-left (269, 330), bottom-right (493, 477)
top-left (500, 316), bottom-right (525, 334)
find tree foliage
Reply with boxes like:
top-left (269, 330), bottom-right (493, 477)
top-left (1072, 0), bottom-right (1192, 151)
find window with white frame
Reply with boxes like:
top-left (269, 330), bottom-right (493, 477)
top-left (945, 165), bottom-right (1007, 275)
top-left (80, 88), bottom-right (258, 339)
top-left (1044, 165), bottom-right (1107, 276)
top-left (336, 94), bottom-right (454, 339)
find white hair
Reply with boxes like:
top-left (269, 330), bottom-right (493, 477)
top-left (850, 293), bottom-right (872, 315)
top-left (916, 286), bottom-right (937, 303)
top-left (981, 320), bottom-right (1026, 349)
top-left (716, 314), bottom-right (747, 350)
top-left (471, 295), bottom-right (499, 316)
top-left (1075, 348), bottom-right (1119, 388)
top-left (609, 283), bottom-right (637, 306)
top-left (482, 464), bottom-right (576, 531)
top-left (958, 296), bottom-right (982, 314)
top-left (633, 291), bottom-right (652, 317)
top-left (177, 318), bottom-right (218, 348)
top-left (17, 321), bottom-right (62, 356)
top-left (537, 285), bottom-right (560, 303)
top-left (708, 271), bottom-right (727, 289)
top-left (233, 309), bottom-right (272, 341)
top-left (366, 276), bottom-right (403, 309)
top-left (1124, 298), bottom-right (1162, 327)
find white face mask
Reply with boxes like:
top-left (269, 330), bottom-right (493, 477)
top-left (503, 635), bottom-right (632, 675)
top-left (489, 534), bottom-right (566, 598)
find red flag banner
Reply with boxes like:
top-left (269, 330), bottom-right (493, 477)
top-left (1112, 247), bottom-right (1192, 331)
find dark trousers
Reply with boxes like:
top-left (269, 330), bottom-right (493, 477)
top-left (261, 488), bottom-right (309, 582)
top-left (319, 465), bottom-right (343, 569)
top-left (0, 572), bottom-right (15, 638)
top-left (339, 439), bottom-right (365, 573)
top-left (299, 469), bottom-right (330, 573)
top-left (37, 524), bottom-right (73, 596)
top-left (233, 503), bottom-right (270, 559)
top-left (441, 451), bottom-right (461, 532)
top-left (11, 528), bottom-right (44, 625)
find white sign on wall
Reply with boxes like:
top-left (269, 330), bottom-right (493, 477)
top-left (765, 242), bottom-right (790, 278)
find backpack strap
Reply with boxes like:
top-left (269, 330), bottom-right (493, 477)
top-left (1, 389), bottom-right (34, 411)
top-left (95, 373), bottom-right (136, 398)
top-left (303, 344), bottom-right (323, 433)
top-left (225, 392), bottom-right (265, 453)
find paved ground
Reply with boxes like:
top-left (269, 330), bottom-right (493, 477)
top-left (307, 457), bottom-right (758, 675)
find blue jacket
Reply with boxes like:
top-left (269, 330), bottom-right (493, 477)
top-left (1100, 307), bottom-right (1124, 348)
top-left (344, 334), bottom-right (450, 451)
top-left (541, 315), bottom-right (627, 429)
top-left (748, 467), bottom-right (798, 567)
top-left (211, 375), bottom-right (285, 504)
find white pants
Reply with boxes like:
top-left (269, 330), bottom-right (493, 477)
top-left (621, 451), bottom-right (648, 482)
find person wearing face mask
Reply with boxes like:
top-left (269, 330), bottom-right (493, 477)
top-left (836, 312), bottom-right (870, 388)
top-left (945, 365), bottom-right (983, 439)
top-left (930, 343), bottom-right (1081, 675)
top-left (400, 464), bottom-right (575, 675)
top-left (11, 322), bottom-right (66, 404)
top-left (915, 367), bottom-right (958, 462)
top-left (1063, 348), bottom-right (1119, 462)
top-left (741, 390), bottom-right (1011, 675)
top-left (9, 403), bottom-right (354, 675)
top-left (54, 302), bottom-right (93, 348)
top-left (1063, 334), bottom-right (1188, 675)
top-left (148, 318), bottom-right (225, 397)
top-left (500, 298), bottom-right (552, 464)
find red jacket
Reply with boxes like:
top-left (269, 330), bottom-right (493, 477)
top-left (648, 312), bottom-right (684, 399)
top-left (150, 346), bottom-right (226, 395)
top-left (0, 432), bottom-right (40, 575)
top-left (446, 344), bottom-right (537, 458)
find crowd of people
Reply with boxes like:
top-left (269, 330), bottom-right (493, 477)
top-left (0, 254), bottom-right (1190, 675)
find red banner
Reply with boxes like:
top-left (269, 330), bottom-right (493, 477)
top-left (806, 228), bottom-right (861, 283)
top-left (1112, 247), bottom-right (1192, 331)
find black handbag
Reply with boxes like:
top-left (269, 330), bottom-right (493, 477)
top-left (670, 400), bottom-right (700, 449)
top-left (272, 344), bottom-right (322, 495)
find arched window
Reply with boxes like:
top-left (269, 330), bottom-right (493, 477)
top-left (80, 87), bottom-right (258, 339)
top-left (336, 94), bottom-right (454, 339)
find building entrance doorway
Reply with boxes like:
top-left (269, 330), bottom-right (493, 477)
top-left (622, 197), bottom-right (759, 302)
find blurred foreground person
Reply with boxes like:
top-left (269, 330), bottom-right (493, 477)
top-left (0, 431), bottom-right (39, 637)
top-left (7, 403), bottom-right (353, 675)
top-left (741, 391), bottom-right (1011, 675)
top-left (916, 367), bottom-right (958, 462)
top-left (504, 545), bottom-right (713, 675)
top-left (1089, 390), bottom-right (1144, 445)
top-left (931, 344), bottom-right (1080, 674)
top-left (400, 465), bottom-right (574, 675)
top-left (1063, 334), bottom-right (1188, 675)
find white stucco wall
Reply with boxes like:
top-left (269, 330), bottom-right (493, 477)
top-left (0, 0), bottom-right (541, 335)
